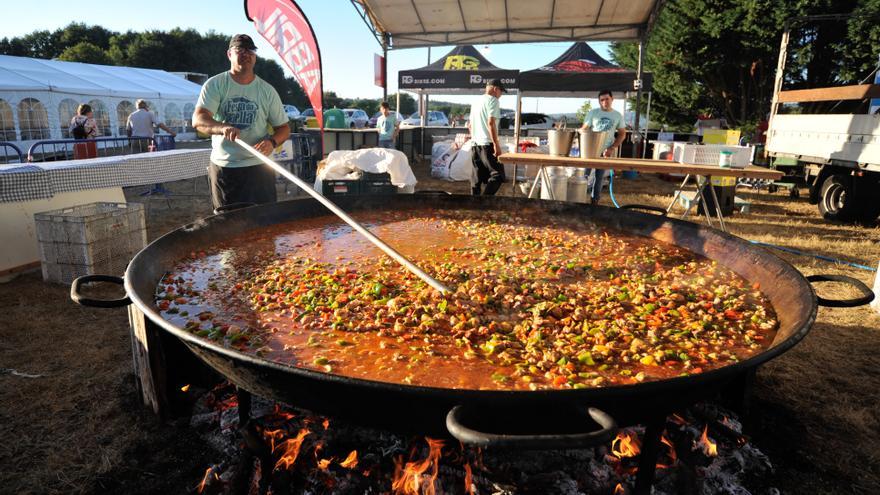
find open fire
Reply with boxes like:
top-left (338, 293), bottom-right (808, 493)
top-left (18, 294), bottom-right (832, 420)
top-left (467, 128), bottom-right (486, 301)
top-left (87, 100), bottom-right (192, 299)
top-left (187, 383), bottom-right (775, 494)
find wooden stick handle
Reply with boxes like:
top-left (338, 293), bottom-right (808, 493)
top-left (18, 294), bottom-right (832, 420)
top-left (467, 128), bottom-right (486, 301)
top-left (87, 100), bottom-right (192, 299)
top-left (235, 139), bottom-right (450, 295)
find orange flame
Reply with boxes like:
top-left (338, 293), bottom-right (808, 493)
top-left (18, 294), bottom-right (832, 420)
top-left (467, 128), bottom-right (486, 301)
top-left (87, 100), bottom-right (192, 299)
top-left (392, 437), bottom-right (444, 494)
top-left (656, 433), bottom-right (678, 469)
top-left (698, 425), bottom-right (718, 457)
top-left (322, 418), bottom-right (330, 430)
top-left (196, 466), bottom-right (218, 493)
top-left (317, 458), bottom-right (332, 470)
top-left (463, 463), bottom-right (475, 494)
top-left (181, 384), bottom-right (191, 392)
top-left (340, 450), bottom-right (358, 469)
top-left (274, 429), bottom-right (311, 471)
top-left (263, 428), bottom-right (286, 452)
top-left (614, 483), bottom-right (626, 494)
top-left (612, 430), bottom-right (641, 458)
top-left (272, 404), bottom-right (296, 420)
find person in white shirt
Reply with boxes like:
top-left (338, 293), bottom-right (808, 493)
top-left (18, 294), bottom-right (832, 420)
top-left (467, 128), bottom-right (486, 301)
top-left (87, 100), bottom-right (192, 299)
top-left (467, 78), bottom-right (506, 195)
top-left (127, 100), bottom-right (177, 139)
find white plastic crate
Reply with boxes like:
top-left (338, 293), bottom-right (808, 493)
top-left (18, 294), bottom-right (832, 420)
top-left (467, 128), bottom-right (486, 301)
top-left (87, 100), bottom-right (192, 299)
top-left (34, 202), bottom-right (146, 284)
top-left (673, 143), bottom-right (752, 168)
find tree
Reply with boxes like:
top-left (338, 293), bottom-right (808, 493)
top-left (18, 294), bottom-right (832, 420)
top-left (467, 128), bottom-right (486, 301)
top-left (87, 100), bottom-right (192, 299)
top-left (57, 42), bottom-right (112, 65)
top-left (575, 100), bottom-right (592, 123)
top-left (387, 93), bottom-right (417, 114)
top-left (610, 0), bottom-right (880, 131)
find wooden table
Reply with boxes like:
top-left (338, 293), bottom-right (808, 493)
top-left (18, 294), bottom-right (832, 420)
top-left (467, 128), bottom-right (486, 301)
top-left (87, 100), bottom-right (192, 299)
top-left (497, 152), bottom-right (784, 232)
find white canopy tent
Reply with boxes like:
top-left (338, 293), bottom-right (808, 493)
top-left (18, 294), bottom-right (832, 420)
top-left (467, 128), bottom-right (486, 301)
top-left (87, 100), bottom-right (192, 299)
top-left (351, 0), bottom-right (664, 154)
top-left (0, 54), bottom-right (203, 150)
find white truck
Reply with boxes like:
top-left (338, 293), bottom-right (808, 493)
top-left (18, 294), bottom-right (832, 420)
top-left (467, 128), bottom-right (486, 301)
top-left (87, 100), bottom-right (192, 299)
top-left (766, 15), bottom-right (880, 223)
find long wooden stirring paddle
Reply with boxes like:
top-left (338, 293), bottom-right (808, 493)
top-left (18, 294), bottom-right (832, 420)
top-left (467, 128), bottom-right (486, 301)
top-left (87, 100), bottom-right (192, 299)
top-left (235, 139), bottom-right (450, 295)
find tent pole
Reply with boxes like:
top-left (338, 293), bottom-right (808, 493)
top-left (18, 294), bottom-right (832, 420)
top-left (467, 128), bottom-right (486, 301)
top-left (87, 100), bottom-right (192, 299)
top-left (514, 91), bottom-right (522, 148)
top-left (420, 47), bottom-right (430, 161)
top-left (382, 34), bottom-right (388, 101)
top-left (643, 92), bottom-right (652, 158)
top-left (633, 35), bottom-right (646, 158)
top-left (622, 94), bottom-right (628, 158)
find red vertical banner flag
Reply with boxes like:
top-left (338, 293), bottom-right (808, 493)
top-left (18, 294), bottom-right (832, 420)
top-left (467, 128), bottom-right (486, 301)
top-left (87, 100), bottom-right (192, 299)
top-left (246, 0), bottom-right (323, 129)
top-left (374, 53), bottom-right (385, 88)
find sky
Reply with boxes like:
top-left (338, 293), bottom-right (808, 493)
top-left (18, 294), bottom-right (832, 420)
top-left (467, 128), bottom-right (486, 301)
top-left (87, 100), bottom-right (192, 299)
top-left (0, 0), bottom-right (628, 115)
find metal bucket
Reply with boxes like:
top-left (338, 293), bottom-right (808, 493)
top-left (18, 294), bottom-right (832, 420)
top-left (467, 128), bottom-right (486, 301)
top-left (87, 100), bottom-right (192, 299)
top-left (548, 129), bottom-right (577, 156)
top-left (540, 167), bottom-right (569, 201)
top-left (567, 175), bottom-right (589, 203)
top-left (579, 129), bottom-right (608, 158)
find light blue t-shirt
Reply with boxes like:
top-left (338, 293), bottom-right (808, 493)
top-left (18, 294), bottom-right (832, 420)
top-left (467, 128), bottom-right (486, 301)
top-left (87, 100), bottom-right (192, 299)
top-left (583, 108), bottom-right (625, 150)
top-left (469, 94), bottom-right (500, 146)
top-left (196, 72), bottom-right (287, 167)
top-left (377, 113), bottom-right (396, 141)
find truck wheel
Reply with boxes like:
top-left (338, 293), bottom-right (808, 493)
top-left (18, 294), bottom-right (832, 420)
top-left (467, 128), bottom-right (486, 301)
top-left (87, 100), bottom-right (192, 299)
top-left (818, 174), bottom-right (856, 221)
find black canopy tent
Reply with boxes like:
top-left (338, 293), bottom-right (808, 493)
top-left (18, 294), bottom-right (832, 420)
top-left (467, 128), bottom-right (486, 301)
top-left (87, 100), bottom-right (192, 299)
top-left (515, 42), bottom-right (654, 156)
top-left (396, 45), bottom-right (518, 155)
top-left (398, 45), bottom-right (518, 95)
top-left (519, 42), bottom-right (652, 98)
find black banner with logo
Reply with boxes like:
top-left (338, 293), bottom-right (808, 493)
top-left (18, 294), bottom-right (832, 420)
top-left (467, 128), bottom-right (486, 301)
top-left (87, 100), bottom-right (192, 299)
top-left (398, 45), bottom-right (518, 93)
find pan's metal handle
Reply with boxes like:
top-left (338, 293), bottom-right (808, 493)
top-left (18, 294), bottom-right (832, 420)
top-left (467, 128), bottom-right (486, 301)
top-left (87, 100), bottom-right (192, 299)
top-left (70, 275), bottom-right (131, 308)
top-left (806, 274), bottom-right (875, 308)
top-left (619, 204), bottom-right (668, 216)
top-left (213, 202), bottom-right (257, 215)
top-left (446, 405), bottom-right (617, 450)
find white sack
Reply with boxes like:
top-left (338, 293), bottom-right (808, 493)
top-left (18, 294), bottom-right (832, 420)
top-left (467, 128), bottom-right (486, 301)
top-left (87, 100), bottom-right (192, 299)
top-left (449, 141), bottom-right (474, 182)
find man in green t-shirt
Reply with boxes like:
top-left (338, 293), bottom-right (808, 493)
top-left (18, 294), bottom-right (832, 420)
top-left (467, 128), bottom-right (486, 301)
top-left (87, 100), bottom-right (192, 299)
top-left (193, 34), bottom-right (290, 211)
top-left (467, 79), bottom-right (506, 195)
top-left (580, 89), bottom-right (626, 205)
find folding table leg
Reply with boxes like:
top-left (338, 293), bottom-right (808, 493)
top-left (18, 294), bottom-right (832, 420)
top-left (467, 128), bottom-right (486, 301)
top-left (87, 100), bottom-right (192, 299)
top-left (544, 166), bottom-right (556, 200)
top-left (707, 180), bottom-right (727, 232)
top-left (527, 167), bottom-right (541, 198)
top-left (666, 174), bottom-right (691, 213)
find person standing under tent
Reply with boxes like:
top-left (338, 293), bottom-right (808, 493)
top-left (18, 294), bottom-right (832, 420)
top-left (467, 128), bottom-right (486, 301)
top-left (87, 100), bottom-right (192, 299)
top-left (127, 99), bottom-right (177, 144)
top-left (69, 104), bottom-right (99, 139)
top-left (467, 78), bottom-right (506, 195)
top-left (580, 89), bottom-right (626, 205)
top-left (376, 101), bottom-right (398, 149)
top-left (69, 104), bottom-right (100, 159)
top-left (192, 34), bottom-right (290, 211)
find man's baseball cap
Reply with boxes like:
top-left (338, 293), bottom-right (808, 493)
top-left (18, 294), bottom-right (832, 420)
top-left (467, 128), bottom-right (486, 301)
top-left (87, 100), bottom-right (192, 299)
top-left (487, 78), bottom-right (508, 93)
top-left (229, 34), bottom-right (257, 51)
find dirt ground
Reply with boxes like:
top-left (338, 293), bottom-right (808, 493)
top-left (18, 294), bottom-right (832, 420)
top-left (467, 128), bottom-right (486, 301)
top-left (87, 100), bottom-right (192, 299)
top-left (1, 160), bottom-right (878, 494)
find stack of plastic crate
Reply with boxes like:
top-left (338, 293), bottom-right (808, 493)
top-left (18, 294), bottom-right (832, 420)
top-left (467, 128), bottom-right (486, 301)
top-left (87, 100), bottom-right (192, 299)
top-left (34, 202), bottom-right (147, 284)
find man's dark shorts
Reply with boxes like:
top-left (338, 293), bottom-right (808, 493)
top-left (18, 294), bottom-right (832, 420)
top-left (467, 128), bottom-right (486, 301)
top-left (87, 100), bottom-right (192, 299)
top-left (471, 144), bottom-right (506, 195)
top-left (208, 162), bottom-right (277, 210)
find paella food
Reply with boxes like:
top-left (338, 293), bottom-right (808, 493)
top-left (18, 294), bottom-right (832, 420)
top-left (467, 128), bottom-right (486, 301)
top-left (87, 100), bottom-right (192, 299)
top-left (157, 208), bottom-right (778, 391)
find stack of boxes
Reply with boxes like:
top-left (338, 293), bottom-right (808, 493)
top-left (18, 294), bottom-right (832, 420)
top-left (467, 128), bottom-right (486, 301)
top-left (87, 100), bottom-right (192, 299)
top-left (34, 202), bottom-right (146, 284)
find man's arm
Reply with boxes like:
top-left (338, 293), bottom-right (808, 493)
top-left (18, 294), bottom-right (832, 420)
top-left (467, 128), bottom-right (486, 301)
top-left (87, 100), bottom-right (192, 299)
top-left (604, 127), bottom-right (627, 158)
top-left (487, 116), bottom-right (501, 155)
top-left (157, 123), bottom-right (177, 137)
top-left (193, 107), bottom-right (240, 142)
top-left (265, 123), bottom-right (291, 154)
